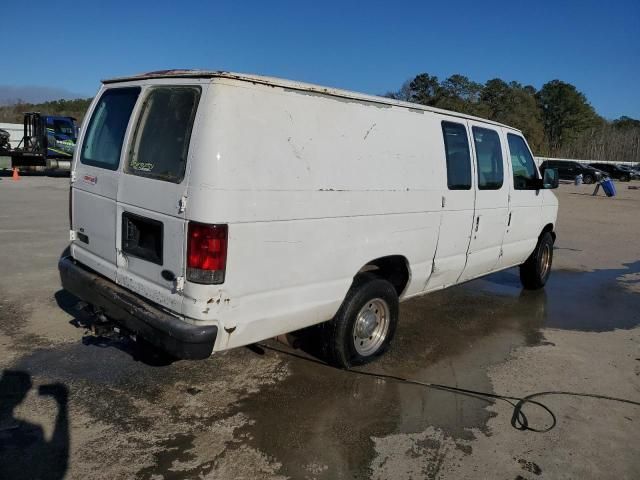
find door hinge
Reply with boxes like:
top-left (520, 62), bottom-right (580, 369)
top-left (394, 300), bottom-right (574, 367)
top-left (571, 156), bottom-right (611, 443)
top-left (178, 195), bottom-right (188, 214)
top-left (70, 171), bottom-right (77, 183)
top-left (174, 276), bottom-right (185, 293)
top-left (69, 230), bottom-right (77, 241)
top-left (441, 196), bottom-right (446, 208)
top-left (507, 212), bottom-right (512, 226)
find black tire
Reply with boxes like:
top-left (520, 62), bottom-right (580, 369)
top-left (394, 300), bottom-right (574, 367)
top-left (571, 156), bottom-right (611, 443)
top-left (520, 232), bottom-right (554, 290)
top-left (582, 174), bottom-right (594, 184)
top-left (324, 274), bottom-right (398, 368)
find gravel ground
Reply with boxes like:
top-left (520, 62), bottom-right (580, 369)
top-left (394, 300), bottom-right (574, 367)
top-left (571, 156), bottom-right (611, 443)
top-left (0, 175), bottom-right (639, 479)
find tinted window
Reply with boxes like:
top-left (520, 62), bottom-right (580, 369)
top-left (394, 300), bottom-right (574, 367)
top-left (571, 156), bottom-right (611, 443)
top-left (80, 88), bottom-right (140, 170)
top-left (127, 87), bottom-right (201, 183)
top-left (46, 117), bottom-right (76, 139)
top-left (441, 121), bottom-right (472, 190)
top-left (507, 134), bottom-right (538, 189)
top-left (472, 127), bottom-right (503, 190)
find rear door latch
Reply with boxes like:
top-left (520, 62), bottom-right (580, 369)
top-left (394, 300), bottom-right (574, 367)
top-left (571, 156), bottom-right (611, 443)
top-left (178, 195), bottom-right (187, 214)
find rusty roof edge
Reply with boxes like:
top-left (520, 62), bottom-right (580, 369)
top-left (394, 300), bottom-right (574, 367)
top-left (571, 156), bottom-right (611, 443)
top-left (101, 70), bottom-right (518, 131)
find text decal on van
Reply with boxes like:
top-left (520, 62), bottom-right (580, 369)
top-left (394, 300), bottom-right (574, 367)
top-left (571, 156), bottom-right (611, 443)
top-left (130, 159), bottom-right (154, 172)
top-left (83, 174), bottom-right (97, 185)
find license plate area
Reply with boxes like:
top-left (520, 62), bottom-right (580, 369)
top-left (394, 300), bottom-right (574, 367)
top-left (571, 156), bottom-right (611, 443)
top-left (122, 212), bottom-right (163, 265)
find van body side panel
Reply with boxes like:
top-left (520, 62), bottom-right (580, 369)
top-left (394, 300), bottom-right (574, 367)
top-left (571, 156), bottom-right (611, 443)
top-left (183, 80), bottom-right (443, 345)
top-left (541, 190), bottom-right (559, 230)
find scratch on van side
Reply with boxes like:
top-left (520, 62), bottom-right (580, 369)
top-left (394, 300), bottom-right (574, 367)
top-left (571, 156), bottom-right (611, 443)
top-left (363, 123), bottom-right (377, 140)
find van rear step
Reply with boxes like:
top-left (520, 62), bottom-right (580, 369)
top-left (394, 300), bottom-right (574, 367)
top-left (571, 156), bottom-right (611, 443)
top-left (58, 256), bottom-right (217, 359)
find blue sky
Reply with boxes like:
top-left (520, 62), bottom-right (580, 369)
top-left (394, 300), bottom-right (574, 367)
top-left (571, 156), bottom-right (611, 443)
top-left (3, 0), bottom-right (639, 118)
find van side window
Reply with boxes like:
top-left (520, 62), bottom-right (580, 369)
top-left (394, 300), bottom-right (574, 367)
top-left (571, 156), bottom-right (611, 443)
top-left (80, 87), bottom-right (140, 170)
top-left (472, 127), bottom-right (503, 190)
top-left (507, 133), bottom-right (539, 189)
top-left (126, 86), bottom-right (201, 183)
top-left (441, 121), bottom-right (472, 190)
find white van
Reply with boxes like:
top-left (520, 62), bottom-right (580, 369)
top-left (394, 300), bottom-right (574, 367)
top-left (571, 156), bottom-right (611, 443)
top-left (59, 70), bottom-right (559, 367)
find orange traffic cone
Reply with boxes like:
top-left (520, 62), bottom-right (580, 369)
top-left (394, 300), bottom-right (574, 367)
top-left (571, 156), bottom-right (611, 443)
top-left (12, 167), bottom-right (20, 181)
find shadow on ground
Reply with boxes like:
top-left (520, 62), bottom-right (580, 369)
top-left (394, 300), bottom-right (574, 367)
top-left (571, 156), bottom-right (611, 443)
top-left (0, 370), bottom-right (69, 480)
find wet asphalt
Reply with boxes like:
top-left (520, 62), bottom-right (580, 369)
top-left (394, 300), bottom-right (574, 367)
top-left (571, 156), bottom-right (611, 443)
top-left (1, 175), bottom-right (639, 479)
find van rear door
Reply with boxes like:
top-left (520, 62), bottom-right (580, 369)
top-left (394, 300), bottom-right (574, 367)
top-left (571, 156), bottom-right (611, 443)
top-left (71, 87), bottom-right (141, 281)
top-left (115, 85), bottom-right (202, 314)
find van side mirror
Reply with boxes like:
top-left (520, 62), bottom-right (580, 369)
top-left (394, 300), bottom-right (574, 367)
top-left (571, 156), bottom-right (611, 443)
top-left (542, 168), bottom-right (559, 189)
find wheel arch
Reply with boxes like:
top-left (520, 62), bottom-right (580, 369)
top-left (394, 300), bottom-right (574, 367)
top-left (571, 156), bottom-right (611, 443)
top-left (541, 223), bottom-right (556, 242)
top-left (355, 255), bottom-right (411, 298)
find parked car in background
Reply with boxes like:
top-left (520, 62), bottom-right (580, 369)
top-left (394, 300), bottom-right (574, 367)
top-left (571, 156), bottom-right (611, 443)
top-left (618, 165), bottom-right (640, 180)
top-left (539, 160), bottom-right (604, 184)
top-left (590, 163), bottom-right (633, 182)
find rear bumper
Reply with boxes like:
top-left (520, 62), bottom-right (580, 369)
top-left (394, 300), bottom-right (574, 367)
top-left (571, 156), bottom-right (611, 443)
top-left (58, 256), bottom-right (217, 359)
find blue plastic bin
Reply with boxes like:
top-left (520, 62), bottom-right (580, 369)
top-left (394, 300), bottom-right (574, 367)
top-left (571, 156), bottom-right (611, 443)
top-left (601, 178), bottom-right (616, 197)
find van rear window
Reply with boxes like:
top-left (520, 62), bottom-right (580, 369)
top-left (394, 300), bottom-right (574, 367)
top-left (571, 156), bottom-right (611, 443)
top-left (80, 87), bottom-right (140, 170)
top-left (126, 86), bottom-right (201, 183)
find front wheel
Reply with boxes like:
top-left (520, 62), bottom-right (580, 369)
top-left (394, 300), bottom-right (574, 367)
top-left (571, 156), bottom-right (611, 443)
top-left (582, 174), bottom-right (594, 184)
top-left (520, 232), bottom-right (554, 290)
top-left (323, 274), bottom-right (398, 368)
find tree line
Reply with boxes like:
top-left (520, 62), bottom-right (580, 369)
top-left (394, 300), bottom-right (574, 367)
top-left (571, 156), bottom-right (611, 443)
top-left (385, 74), bottom-right (640, 162)
top-left (0, 98), bottom-right (92, 124)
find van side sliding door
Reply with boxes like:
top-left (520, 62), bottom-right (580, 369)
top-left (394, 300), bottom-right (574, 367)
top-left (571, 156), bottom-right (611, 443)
top-left (457, 121), bottom-right (510, 282)
top-left (425, 117), bottom-right (476, 291)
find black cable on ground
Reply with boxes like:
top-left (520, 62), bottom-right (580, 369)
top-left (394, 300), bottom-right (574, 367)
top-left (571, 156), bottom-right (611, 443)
top-left (255, 343), bottom-right (640, 433)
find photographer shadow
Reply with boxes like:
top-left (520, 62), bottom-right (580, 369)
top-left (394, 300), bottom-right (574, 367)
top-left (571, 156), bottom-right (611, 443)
top-left (0, 370), bottom-right (69, 480)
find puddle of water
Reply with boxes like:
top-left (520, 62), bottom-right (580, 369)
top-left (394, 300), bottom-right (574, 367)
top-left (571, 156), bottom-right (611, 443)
top-left (232, 261), bottom-right (640, 478)
top-left (481, 261), bottom-right (640, 331)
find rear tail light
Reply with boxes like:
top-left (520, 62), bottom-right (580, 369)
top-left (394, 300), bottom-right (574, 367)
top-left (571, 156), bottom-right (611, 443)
top-left (186, 222), bottom-right (228, 284)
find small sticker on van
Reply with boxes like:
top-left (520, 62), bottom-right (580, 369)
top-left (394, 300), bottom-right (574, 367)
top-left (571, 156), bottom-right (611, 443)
top-left (83, 174), bottom-right (97, 185)
top-left (130, 160), bottom-right (154, 172)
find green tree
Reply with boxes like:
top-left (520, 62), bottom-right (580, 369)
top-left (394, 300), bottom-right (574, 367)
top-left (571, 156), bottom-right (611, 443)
top-left (408, 73), bottom-right (441, 106)
top-left (612, 116), bottom-right (640, 130)
top-left (537, 80), bottom-right (599, 154)
top-left (437, 75), bottom-right (486, 116)
top-left (481, 80), bottom-right (545, 152)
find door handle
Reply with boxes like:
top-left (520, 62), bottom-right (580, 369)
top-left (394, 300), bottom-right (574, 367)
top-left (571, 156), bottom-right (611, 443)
top-left (475, 216), bottom-right (480, 232)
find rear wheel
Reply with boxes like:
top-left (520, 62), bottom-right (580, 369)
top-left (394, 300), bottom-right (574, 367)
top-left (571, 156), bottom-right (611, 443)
top-left (324, 274), bottom-right (398, 368)
top-left (582, 174), bottom-right (594, 184)
top-left (520, 232), bottom-right (554, 290)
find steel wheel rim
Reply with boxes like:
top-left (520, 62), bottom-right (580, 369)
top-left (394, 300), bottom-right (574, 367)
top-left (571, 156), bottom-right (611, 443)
top-left (353, 298), bottom-right (390, 356)
top-left (540, 243), bottom-right (552, 278)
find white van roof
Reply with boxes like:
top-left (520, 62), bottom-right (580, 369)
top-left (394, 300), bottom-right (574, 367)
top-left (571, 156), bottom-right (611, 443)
top-left (102, 69), bottom-right (518, 131)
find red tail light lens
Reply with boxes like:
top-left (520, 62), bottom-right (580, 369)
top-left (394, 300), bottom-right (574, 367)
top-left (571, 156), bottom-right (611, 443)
top-left (187, 223), bottom-right (228, 284)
